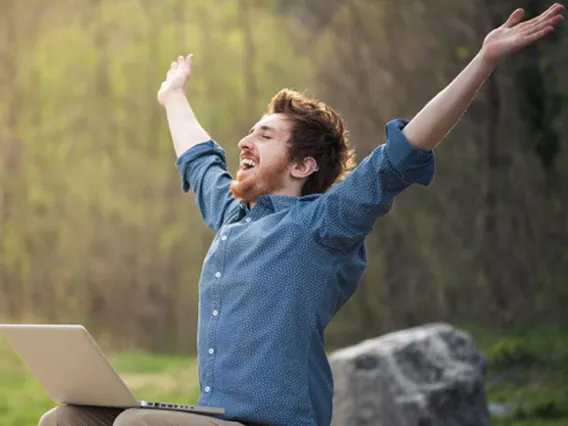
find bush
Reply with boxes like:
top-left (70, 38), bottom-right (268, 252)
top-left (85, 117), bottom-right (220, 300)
top-left (486, 338), bottom-right (538, 369)
top-left (512, 399), bottom-right (568, 421)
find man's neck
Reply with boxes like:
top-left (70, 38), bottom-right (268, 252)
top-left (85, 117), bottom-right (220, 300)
top-left (246, 186), bottom-right (303, 211)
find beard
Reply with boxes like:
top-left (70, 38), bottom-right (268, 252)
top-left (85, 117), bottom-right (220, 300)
top-left (230, 161), bottom-right (289, 204)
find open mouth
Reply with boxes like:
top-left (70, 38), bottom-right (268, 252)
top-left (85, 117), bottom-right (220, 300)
top-left (240, 158), bottom-right (258, 171)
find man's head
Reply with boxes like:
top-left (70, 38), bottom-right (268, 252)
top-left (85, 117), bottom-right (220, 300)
top-left (230, 89), bottom-right (355, 204)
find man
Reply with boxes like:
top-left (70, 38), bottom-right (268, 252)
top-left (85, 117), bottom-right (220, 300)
top-left (39, 4), bottom-right (563, 426)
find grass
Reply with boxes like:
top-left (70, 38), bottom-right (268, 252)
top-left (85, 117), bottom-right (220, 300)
top-left (463, 325), bottom-right (568, 426)
top-left (1, 326), bottom-right (567, 426)
top-left (0, 340), bottom-right (200, 426)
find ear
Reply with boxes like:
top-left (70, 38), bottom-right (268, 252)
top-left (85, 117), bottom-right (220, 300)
top-left (290, 157), bottom-right (318, 179)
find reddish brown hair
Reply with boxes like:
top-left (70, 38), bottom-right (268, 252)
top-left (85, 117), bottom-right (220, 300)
top-left (267, 89), bottom-right (356, 195)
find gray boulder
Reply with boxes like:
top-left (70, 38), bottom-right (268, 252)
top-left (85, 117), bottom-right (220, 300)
top-left (329, 323), bottom-right (489, 426)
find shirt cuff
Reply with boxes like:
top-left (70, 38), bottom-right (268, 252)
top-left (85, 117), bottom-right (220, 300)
top-left (384, 119), bottom-right (435, 186)
top-left (175, 140), bottom-right (227, 192)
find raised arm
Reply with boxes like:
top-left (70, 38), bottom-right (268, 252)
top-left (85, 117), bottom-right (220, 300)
top-left (158, 55), bottom-right (241, 232)
top-left (158, 54), bottom-right (211, 157)
top-left (403, 4), bottom-right (564, 152)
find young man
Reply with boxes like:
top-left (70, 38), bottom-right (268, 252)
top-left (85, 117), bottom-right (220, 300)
top-left (39, 4), bottom-right (563, 426)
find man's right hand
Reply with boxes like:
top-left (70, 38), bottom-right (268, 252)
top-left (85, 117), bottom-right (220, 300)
top-left (158, 53), bottom-right (211, 158)
top-left (157, 54), bottom-right (193, 106)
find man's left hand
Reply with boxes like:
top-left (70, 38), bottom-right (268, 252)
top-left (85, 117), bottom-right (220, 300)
top-left (481, 3), bottom-right (564, 64)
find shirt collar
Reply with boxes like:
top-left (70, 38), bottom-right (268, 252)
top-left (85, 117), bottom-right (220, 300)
top-left (240, 195), bottom-right (298, 213)
top-left (266, 195), bottom-right (298, 211)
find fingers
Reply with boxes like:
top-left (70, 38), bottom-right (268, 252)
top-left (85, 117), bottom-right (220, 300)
top-left (522, 25), bottom-right (556, 44)
top-left (506, 3), bottom-right (564, 30)
top-left (525, 13), bottom-right (563, 35)
top-left (542, 3), bottom-right (565, 18)
top-left (530, 3), bottom-right (562, 23)
top-left (169, 54), bottom-right (193, 71)
top-left (521, 3), bottom-right (564, 28)
top-left (503, 8), bottom-right (525, 28)
top-left (518, 4), bottom-right (563, 44)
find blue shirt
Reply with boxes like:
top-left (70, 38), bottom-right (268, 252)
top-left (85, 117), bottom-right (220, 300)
top-left (175, 119), bottom-right (435, 426)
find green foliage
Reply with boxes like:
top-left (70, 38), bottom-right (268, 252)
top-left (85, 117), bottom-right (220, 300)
top-left (0, 339), bottom-right (53, 426)
top-left (486, 337), bottom-right (538, 369)
top-left (1, 0), bottom-right (568, 360)
top-left (0, 0), bottom-right (313, 352)
top-left (467, 325), bottom-right (568, 426)
top-left (492, 419), bottom-right (568, 426)
top-left (510, 1), bottom-right (565, 175)
top-left (514, 399), bottom-right (568, 420)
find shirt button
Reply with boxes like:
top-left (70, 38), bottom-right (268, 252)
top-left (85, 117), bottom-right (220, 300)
top-left (204, 386), bottom-right (211, 393)
top-left (221, 235), bottom-right (227, 241)
top-left (245, 217), bottom-right (251, 223)
top-left (208, 348), bottom-right (215, 355)
top-left (215, 271), bottom-right (221, 278)
top-left (212, 310), bottom-right (219, 317)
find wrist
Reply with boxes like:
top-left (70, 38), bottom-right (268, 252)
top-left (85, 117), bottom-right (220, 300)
top-left (162, 89), bottom-right (187, 107)
top-left (477, 47), bottom-right (501, 72)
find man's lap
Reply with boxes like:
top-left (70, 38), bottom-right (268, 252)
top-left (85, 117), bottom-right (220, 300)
top-left (39, 405), bottom-right (245, 426)
top-left (39, 405), bottom-right (122, 426)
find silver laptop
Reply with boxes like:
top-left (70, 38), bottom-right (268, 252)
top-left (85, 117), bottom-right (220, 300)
top-left (0, 324), bottom-right (224, 416)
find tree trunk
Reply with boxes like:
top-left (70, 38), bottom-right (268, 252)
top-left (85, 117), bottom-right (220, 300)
top-left (239, 0), bottom-right (259, 117)
top-left (478, 1), bottom-right (511, 328)
top-left (0, 0), bottom-right (23, 319)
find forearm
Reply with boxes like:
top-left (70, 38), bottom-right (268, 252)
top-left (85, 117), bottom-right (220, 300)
top-left (402, 50), bottom-right (497, 151)
top-left (164, 90), bottom-right (211, 158)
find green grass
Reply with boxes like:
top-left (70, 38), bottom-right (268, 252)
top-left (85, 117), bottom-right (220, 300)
top-left (463, 325), bottom-right (568, 426)
top-left (0, 340), bottom-right (200, 426)
top-left (2, 326), bottom-right (567, 426)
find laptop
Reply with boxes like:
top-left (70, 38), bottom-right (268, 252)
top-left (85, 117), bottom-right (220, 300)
top-left (0, 324), bottom-right (225, 416)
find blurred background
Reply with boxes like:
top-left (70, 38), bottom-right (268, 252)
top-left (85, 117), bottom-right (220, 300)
top-left (1, 0), bottom-right (567, 425)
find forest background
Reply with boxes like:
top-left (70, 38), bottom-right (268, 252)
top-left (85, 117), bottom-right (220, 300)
top-left (1, 1), bottom-right (567, 424)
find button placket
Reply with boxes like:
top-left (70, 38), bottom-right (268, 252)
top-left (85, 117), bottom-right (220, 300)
top-left (203, 227), bottom-right (228, 401)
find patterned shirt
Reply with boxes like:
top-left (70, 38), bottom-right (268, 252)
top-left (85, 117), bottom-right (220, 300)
top-left (175, 119), bottom-right (435, 426)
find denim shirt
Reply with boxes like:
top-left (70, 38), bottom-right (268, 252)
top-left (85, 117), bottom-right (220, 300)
top-left (175, 119), bottom-right (435, 426)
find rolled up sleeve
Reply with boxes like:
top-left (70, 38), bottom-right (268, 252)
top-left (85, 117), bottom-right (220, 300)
top-left (300, 119), bottom-right (435, 252)
top-left (384, 119), bottom-right (435, 186)
top-left (176, 141), bottom-right (241, 232)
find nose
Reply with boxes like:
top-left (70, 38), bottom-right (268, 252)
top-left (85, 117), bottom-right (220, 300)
top-left (238, 134), bottom-right (254, 152)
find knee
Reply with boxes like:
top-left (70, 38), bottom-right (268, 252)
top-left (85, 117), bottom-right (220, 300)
top-left (38, 406), bottom-right (73, 426)
top-left (113, 409), bottom-right (141, 426)
top-left (113, 408), bottom-right (189, 426)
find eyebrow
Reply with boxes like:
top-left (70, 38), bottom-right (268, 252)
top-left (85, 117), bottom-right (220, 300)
top-left (249, 125), bottom-right (277, 134)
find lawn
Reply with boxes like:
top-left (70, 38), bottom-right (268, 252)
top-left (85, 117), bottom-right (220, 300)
top-left (0, 340), bottom-right (200, 426)
top-left (1, 326), bottom-right (567, 426)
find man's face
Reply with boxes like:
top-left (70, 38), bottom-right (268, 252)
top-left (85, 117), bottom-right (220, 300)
top-left (230, 113), bottom-right (295, 203)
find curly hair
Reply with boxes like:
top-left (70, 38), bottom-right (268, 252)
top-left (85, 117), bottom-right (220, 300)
top-left (267, 89), bottom-right (356, 195)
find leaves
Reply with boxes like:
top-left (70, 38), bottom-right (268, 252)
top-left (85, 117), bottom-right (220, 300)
top-left (0, 0), bottom-right (567, 354)
top-left (0, 0), bottom-right (313, 350)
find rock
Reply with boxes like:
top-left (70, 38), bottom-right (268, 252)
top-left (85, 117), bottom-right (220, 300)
top-left (329, 323), bottom-right (490, 426)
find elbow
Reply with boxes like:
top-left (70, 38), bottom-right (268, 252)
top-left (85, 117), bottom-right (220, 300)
top-left (401, 126), bottom-right (437, 152)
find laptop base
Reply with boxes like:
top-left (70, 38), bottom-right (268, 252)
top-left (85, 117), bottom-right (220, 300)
top-left (139, 400), bottom-right (225, 416)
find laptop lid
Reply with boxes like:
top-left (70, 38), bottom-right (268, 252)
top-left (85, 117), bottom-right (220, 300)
top-left (0, 324), bottom-right (138, 408)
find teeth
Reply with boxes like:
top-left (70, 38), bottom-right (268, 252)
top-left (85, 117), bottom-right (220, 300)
top-left (241, 159), bottom-right (257, 168)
